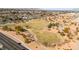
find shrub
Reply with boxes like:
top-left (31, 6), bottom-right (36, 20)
top-left (2, 25), bottom-right (13, 31)
top-left (76, 27), bottom-right (79, 32)
top-left (67, 33), bottom-right (73, 39)
top-left (63, 27), bottom-right (70, 33)
top-left (25, 25), bottom-right (31, 29)
top-left (48, 22), bottom-right (59, 29)
top-left (59, 32), bottom-right (65, 36)
top-left (15, 26), bottom-right (25, 32)
top-left (48, 23), bottom-right (53, 28)
top-left (77, 37), bottom-right (79, 40)
top-left (21, 33), bottom-right (31, 43)
top-left (2, 25), bottom-right (8, 30)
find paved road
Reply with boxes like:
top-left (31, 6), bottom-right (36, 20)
top-left (0, 33), bottom-right (29, 50)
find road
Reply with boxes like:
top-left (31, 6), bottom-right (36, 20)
top-left (0, 32), bottom-right (29, 50)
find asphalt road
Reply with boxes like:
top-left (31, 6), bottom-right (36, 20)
top-left (0, 33), bottom-right (29, 50)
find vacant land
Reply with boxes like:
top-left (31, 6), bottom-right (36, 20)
top-left (0, 9), bottom-right (79, 50)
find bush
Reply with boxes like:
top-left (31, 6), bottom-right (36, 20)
top-left (2, 25), bottom-right (8, 30)
top-left (25, 25), bottom-right (31, 29)
top-left (67, 33), bottom-right (73, 39)
top-left (63, 27), bottom-right (70, 33)
top-left (77, 37), bottom-right (79, 40)
top-left (76, 27), bottom-right (79, 32)
top-left (20, 33), bottom-right (31, 43)
top-left (2, 25), bottom-right (13, 31)
top-left (59, 32), bottom-right (65, 36)
top-left (48, 22), bottom-right (59, 29)
top-left (48, 23), bottom-right (53, 28)
top-left (15, 26), bottom-right (26, 32)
